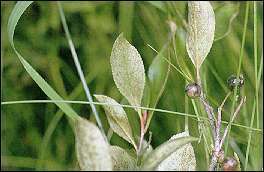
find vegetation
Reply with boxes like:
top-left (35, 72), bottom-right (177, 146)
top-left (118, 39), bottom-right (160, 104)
top-left (1, 1), bottom-right (263, 171)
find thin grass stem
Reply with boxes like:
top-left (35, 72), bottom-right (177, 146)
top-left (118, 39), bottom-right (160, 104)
top-left (1, 100), bottom-right (262, 133)
top-left (225, 1), bottom-right (249, 153)
top-left (57, 2), bottom-right (104, 137)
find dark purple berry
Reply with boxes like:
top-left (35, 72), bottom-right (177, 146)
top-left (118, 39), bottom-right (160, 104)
top-left (227, 74), bottom-right (244, 90)
top-left (185, 83), bottom-right (201, 98)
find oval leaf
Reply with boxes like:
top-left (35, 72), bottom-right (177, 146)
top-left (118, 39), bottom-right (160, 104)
top-left (110, 146), bottom-right (137, 170)
top-left (141, 135), bottom-right (198, 170)
top-left (110, 33), bottom-right (145, 113)
top-left (94, 94), bottom-right (137, 149)
top-left (186, 1), bottom-right (215, 69)
top-left (156, 131), bottom-right (196, 171)
top-left (74, 118), bottom-right (112, 170)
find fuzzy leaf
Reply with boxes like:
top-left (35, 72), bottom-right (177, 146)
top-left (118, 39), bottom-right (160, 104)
top-left (110, 146), bottom-right (137, 170)
top-left (214, 2), bottom-right (239, 41)
top-left (110, 33), bottom-right (145, 113)
top-left (74, 118), bottom-right (112, 171)
top-left (186, 1), bottom-right (215, 69)
top-left (120, 98), bottom-right (140, 137)
top-left (94, 95), bottom-right (137, 149)
top-left (156, 131), bottom-right (196, 171)
top-left (141, 135), bottom-right (198, 170)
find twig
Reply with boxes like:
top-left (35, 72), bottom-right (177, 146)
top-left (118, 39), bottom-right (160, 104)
top-left (209, 92), bottom-right (231, 171)
top-left (216, 92), bottom-right (231, 150)
top-left (209, 96), bottom-right (246, 171)
top-left (200, 96), bottom-right (216, 142)
top-left (219, 96), bottom-right (246, 149)
top-left (209, 153), bottom-right (218, 171)
top-left (197, 67), bottom-right (217, 142)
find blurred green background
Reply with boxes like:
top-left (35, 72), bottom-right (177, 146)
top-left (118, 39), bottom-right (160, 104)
top-left (1, 1), bottom-right (263, 170)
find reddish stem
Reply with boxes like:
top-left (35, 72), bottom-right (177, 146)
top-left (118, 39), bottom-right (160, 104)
top-left (138, 110), bottom-right (148, 155)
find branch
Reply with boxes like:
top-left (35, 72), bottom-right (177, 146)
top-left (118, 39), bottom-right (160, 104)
top-left (219, 96), bottom-right (246, 149)
top-left (209, 92), bottom-right (231, 171)
top-left (200, 96), bottom-right (216, 142)
top-left (196, 65), bottom-right (217, 143)
top-left (215, 92), bottom-right (231, 150)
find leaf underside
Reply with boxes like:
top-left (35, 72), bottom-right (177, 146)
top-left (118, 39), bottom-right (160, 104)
top-left (75, 118), bottom-right (112, 171)
top-left (94, 95), bottom-right (136, 148)
top-left (110, 33), bottom-right (145, 113)
top-left (186, 1), bottom-right (215, 69)
top-left (141, 135), bottom-right (198, 170)
top-left (110, 146), bottom-right (137, 170)
top-left (156, 131), bottom-right (196, 171)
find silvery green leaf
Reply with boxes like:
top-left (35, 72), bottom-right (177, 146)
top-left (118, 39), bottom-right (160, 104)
top-left (120, 97), bottom-right (140, 137)
top-left (186, 1), bottom-right (215, 69)
top-left (74, 118), bottom-right (112, 171)
top-left (156, 131), bottom-right (196, 171)
top-left (141, 135), bottom-right (198, 170)
top-left (94, 95), bottom-right (137, 149)
top-left (110, 146), bottom-right (137, 170)
top-left (110, 33), bottom-right (145, 113)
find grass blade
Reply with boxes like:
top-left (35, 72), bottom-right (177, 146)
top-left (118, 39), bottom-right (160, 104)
top-left (7, 1), bottom-right (79, 121)
top-left (2, 99), bottom-right (262, 133)
top-left (224, 1), bottom-right (249, 153)
top-left (57, 2), bottom-right (104, 135)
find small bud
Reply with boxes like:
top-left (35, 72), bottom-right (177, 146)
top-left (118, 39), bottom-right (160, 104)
top-left (227, 74), bottom-right (244, 90)
top-left (222, 157), bottom-right (238, 171)
top-left (185, 83), bottom-right (201, 98)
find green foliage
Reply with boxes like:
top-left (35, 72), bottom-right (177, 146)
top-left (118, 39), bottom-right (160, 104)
top-left (141, 136), bottom-right (198, 170)
top-left (1, 1), bottom-right (263, 171)
top-left (110, 146), bottom-right (137, 170)
top-left (214, 2), bottom-right (240, 41)
top-left (110, 33), bottom-right (145, 116)
top-left (74, 118), bottom-right (112, 170)
top-left (186, 1), bottom-right (215, 70)
top-left (94, 95), bottom-right (137, 149)
top-left (156, 131), bottom-right (196, 171)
